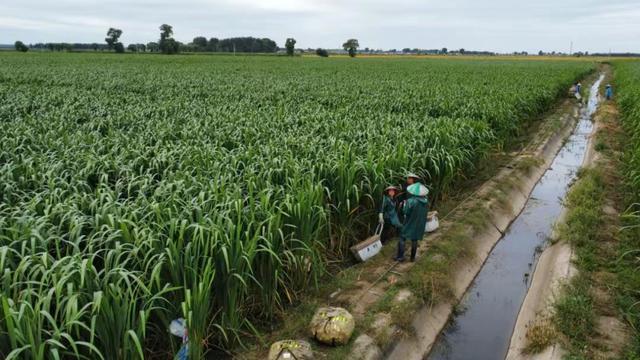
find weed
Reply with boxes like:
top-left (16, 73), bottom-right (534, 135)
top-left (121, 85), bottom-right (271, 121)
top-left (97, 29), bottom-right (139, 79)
top-left (523, 319), bottom-right (557, 354)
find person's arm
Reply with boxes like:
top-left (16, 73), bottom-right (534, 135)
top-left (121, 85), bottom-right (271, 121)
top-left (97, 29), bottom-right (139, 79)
top-left (379, 197), bottom-right (387, 224)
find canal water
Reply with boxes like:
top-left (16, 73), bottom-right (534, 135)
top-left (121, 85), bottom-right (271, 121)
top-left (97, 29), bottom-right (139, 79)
top-left (427, 74), bottom-right (605, 360)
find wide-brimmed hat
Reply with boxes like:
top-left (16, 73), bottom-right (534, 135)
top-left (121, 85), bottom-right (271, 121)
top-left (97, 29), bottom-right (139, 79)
top-left (384, 185), bottom-right (399, 192)
top-left (406, 173), bottom-right (420, 180)
top-left (606, 84), bottom-right (611, 88)
top-left (407, 183), bottom-right (429, 197)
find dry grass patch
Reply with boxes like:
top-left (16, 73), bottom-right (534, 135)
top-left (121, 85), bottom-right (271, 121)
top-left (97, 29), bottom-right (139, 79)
top-left (523, 319), bottom-right (557, 354)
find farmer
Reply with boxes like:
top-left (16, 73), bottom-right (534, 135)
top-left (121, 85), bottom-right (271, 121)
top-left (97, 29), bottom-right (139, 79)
top-left (576, 82), bottom-right (582, 95)
top-left (395, 182), bottom-right (429, 262)
top-left (397, 173), bottom-right (421, 205)
top-left (605, 84), bottom-right (613, 100)
top-left (570, 82), bottom-right (582, 102)
top-left (378, 186), bottom-right (402, 243)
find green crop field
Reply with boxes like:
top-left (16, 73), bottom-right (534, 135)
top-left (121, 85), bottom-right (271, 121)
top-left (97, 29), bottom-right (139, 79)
top-left (617, 61), bottom-right (640, 202)
top-left (0, 52), bottom-right (594, 358)
top-left (613, 60), bottom-right (640, 351)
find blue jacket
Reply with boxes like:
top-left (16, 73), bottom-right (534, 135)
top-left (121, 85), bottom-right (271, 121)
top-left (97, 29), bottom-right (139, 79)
top-left (380, 195), bottom-right (402, 228)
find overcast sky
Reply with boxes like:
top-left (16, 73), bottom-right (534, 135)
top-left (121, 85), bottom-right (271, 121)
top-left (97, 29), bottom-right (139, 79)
top-left (1, 0), bottom-right (638, 53)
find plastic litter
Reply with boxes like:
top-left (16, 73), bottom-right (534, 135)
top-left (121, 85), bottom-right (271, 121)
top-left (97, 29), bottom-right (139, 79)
top-left (425, 211), bottom-right (439, 233)
top-left (170, 318), bottom-right (187, 338)
top-left (170, 318), bottom-right (188, 360)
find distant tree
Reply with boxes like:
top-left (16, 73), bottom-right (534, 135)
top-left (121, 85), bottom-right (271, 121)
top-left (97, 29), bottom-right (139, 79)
top-left (402, 48), bottom-right (410, 53)
top-left (105, 28), bottom-right (124, 53)
top-left (441, 47), bottom-right (448, 55)
top-left (538, 50), bottom-right (544, 56)
top-left (146, 42), bottom-right (159, 52)
top-left (192, 36), bottom-right (208, 51)
top-left (160, 24), bottom-right (173, 39)
top-left (316, 48), bottom-right (329, 57)
top-left (459, 48), bottom-right (465, 54)
top-left (218, 37), bottom-right (277, 53)
top-left (138, 43), bottom-right (146, 52)
top-left (159, 24), bottom-right (179, 54)
top-left (178, 42), bottom-right (193, 52)
top-left (342, 39), bottom-right (359, 57)
top-left (127, 44), bottom-right (137, 52)
top-left (14, 41), bottom-right (29, 52)
top-left (91, 43), bottom-right (99, 51)
top-left (364, 47), bottom-right (370, 53)
top-left (285, 38), bottom-right (296, 56)
top-left (114, 42), bottom-right (125, 53)
top-left (207, 38), bottom-right (219, 52)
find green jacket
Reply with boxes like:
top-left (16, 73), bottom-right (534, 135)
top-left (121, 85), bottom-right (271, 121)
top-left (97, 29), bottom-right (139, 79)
top-left (400, 196), bottom-right (428, 240)
top-left (380, 195), bottom-right (402, 228)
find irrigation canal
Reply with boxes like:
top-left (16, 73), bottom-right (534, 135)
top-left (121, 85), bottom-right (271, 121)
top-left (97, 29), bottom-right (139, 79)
top-left (426, 74), bottom-right (605, 360)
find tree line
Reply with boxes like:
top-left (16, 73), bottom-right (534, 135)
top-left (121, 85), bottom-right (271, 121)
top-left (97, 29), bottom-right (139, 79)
top-left (15, 25), bottom-right (282, 55)
top-left (14, 29), bottom-right (611, 58)
top-left (13, 24), bottom-right (365, 58)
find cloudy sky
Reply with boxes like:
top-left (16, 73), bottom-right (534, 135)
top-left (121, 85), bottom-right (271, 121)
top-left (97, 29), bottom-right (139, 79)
top-left (1, 0), bottom-right (638, 53)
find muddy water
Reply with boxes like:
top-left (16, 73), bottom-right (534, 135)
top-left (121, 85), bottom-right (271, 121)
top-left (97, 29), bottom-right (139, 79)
top-left (426, 74), bottom-right (605, 360)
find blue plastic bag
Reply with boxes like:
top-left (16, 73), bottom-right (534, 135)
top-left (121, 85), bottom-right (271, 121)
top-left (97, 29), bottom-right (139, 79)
top-left (170, 318), bottom-right (188, 360)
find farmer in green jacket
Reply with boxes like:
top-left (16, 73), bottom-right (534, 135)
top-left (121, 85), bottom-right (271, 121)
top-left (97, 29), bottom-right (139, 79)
top-left (395, 183), bottom-right (429, 262)
top-left (396, 173), bottom-right (421, 221)
top-left (378, 186), bottom-right (402, 242)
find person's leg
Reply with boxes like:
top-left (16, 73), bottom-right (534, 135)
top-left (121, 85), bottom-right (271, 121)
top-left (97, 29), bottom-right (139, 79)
top-left (380, 223), bottom-right (392, 243)
top-left (396, 237), bottom-right (406, 261)
top-left (410, 240), bottom-right (418, 261)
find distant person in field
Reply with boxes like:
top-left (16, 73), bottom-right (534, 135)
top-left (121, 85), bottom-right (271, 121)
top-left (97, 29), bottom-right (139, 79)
top-left (395, 182), bottom-right (429, 262)
top-left (576, 82), bottom-right (582, 95)
top-left (378, 186), bottom-right (402, 243)
top-left (570, 82), bottom-right (582, 101)
top-left (606, 84), bottom-right (613, 100)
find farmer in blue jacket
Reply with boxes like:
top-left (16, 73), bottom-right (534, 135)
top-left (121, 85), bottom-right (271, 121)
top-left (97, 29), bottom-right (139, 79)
top-left (395, 183), bottom-right (429, 262)
top-left (378, 186), bottom-right (402, 242)
top-left (605, 84), bottom-right (613, 100)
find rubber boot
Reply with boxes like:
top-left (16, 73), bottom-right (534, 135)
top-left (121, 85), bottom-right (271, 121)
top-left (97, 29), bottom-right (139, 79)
top-left (410, 241), bottom-right (418, 262)
top-left (395, 237), bottom-right (406, 261)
